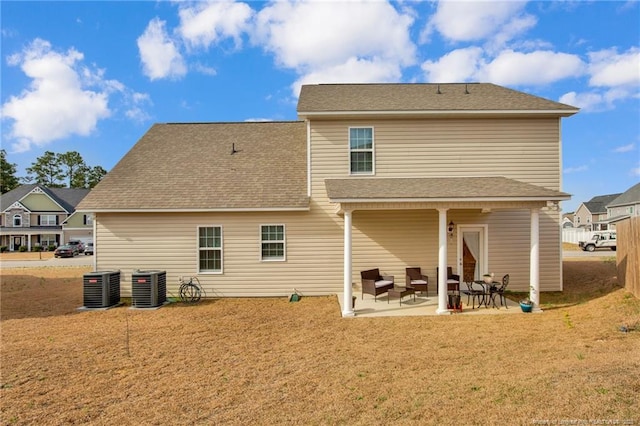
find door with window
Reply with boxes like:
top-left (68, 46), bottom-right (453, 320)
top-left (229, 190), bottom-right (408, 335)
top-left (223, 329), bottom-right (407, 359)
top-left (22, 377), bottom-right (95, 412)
top-left (457, 226), bottom-right (487, 283)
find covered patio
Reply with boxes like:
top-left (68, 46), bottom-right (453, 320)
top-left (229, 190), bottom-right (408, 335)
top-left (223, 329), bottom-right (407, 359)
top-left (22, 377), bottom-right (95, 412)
top-left (337, 288), bottom-right (521, 317)
top-left (325, 177), bottom-right (570, 317)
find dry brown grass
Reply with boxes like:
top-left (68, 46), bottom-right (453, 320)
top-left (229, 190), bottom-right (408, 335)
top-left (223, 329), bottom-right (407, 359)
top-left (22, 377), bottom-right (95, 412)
top-left (1, 260), bottom-right (639, 425)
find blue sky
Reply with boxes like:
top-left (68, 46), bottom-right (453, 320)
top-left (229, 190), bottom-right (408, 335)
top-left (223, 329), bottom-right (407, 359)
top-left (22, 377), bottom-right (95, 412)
top-left (1, 0), bottom-right (638, 212)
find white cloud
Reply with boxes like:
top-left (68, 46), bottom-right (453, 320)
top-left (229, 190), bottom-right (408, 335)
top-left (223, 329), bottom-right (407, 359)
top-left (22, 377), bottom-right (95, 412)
top-left (137, 17), bottom-right (187, 80)
top-left (563, 165), bottom-right (588, 174)
top-left (588, 47), bottom-right (640, 88)
top-left (292, 57), bottom-right (403, 96)
top-left (422, 1), bottom-right (531, 43)
top-left (177, 1), bottom-right (253, 50)
top-left (558, 91), bottom-right (604, 111)
top-left (422, 47), bottom-right (483, 83)
top-left (631, 165), bottom-right (640, 177)
top-left (253, 0), bottom-right (415, 96)
top-left (557, 47), bottom-right (640, 112)
top-left (1, 39), bottom-right (111, 153)
top-left (478, 50), bottom-right (585, 86)
top-left (422, 48), bottom-right (585, 86)
top-left (613, 143), bottom-right (636, 153)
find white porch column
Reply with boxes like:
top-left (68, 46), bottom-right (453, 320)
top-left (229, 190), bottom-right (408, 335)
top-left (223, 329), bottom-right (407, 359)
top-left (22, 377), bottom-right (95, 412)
top-left (530, 208), bottom-right (541, 312)
top-left (342, 209), bottom-right (355, 317)
top-left (436, 208), bottom-right (451, 315)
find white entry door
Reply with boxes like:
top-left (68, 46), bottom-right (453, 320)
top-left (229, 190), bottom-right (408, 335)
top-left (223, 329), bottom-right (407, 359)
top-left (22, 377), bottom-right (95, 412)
top-left (457, 226), bottom-right (488, 283)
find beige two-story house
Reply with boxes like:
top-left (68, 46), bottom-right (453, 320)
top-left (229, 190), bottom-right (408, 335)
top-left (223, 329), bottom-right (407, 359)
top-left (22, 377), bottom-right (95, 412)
top-left (573, 193), bottom-right (622, 231)
top-left (77, 83), bottom-right (578, 315)
top-left (0, 184), bottom-right (92, 251)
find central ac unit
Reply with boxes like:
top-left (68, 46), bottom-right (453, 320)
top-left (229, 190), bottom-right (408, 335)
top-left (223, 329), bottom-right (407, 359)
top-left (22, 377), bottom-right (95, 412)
top-left (83, 270), bottom-right (121, 308)
top-left (131, 270), bottom-right (167, 308)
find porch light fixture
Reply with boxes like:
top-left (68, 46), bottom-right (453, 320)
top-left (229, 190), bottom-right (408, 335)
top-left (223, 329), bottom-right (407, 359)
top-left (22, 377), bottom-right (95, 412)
top-left (447, 221), bottom-right (454, 237)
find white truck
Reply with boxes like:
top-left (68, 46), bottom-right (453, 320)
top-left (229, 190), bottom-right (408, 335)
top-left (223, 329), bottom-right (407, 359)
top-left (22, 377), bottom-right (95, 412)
top-left (578, 231), bottom-right (617, 252)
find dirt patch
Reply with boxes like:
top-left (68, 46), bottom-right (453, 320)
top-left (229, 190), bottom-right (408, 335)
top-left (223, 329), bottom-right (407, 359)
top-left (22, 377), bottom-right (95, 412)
top-left (1, 260), bottom-right (638, 425)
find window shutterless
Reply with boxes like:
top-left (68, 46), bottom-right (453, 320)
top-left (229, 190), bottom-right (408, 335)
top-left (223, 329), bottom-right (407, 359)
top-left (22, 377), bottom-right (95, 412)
top-left (198, 226), bottom-right (222, 273)
top-left (349, 127), bottom-right (374, 175)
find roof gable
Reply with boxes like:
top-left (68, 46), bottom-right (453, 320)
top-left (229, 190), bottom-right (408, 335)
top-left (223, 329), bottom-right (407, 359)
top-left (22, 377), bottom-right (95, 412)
top-left (77, 121), bottom-right (308, 211)
top-left (1, 184), bottom-right (89, 213)
top-left (297, 83), bottom-right (579, 118)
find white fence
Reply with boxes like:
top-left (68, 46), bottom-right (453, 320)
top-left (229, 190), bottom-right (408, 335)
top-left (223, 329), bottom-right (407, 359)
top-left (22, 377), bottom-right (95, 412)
top-left (562, 228), bottom-right (595, 244)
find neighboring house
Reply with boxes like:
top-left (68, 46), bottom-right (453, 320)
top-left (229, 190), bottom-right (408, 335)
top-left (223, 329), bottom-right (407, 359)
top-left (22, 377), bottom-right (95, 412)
top-left (573, 193), bottom-right (622, 231)
top-left (562, 212), bottom-right (574, 228)
top-left (77, 83), bottom-right (578, 315)
top-left (605, 182), bottom-right (640, 229)
top-left (0, 184), bottom-right (92, 251)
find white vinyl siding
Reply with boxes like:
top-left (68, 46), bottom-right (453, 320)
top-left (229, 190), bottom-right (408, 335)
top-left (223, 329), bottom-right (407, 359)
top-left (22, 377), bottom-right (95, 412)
top-left (349, 127), bottom-right (374, 175)
top-left (260, 224), bottom-right (285, 261)
top-left (93, 115), bottom-right (566, 298)
top-left (198, 226), bottom-right (222, 273)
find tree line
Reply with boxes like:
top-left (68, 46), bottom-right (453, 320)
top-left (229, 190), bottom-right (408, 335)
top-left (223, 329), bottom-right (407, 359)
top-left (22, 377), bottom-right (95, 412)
top-left (1, 149), bottom-right (107, 194)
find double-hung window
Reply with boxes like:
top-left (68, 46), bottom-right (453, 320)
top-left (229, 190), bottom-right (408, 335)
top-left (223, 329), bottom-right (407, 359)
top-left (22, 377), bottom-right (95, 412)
top-left (261, 225), bottom-right (285, 261)
top-left (198, 226), bottom-right (223, 273)
top-left (40, 215), bottom-right (56, 226)
top-left (349, 127), bottom-right (374, 174)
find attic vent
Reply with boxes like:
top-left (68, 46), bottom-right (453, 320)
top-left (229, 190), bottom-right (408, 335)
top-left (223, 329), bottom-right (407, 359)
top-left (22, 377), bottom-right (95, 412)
top-left (132, 270), bottom-right (167, 308)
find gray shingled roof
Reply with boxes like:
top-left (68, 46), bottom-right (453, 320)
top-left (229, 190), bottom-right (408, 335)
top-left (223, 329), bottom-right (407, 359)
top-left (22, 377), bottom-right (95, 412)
top-left (607, 182), bottom-right (640, 207)
top-left (325, 177), bottom-right (570, 201)
top-left (1, 184), bottom-right (89, 213)
top-left (297, 83), bottom-right (579, 115)
top-left (77, 122), bottom-right (308, 211)
top-left (583, 193), bottom-right (622, 214)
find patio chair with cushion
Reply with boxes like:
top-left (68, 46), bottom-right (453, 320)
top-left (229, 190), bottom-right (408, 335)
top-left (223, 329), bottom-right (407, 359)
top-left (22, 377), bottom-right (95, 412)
top-left (405, 267), bottom-right (429, 296)
top-left (360, 268), bottom-right (394, 301)
top-left (436, 267), bottom-right (460, 294)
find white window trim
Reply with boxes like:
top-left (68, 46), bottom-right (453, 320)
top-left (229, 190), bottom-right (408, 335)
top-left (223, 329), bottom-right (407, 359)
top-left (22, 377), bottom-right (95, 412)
top-left (348, 126), bottom-right (375, 176)
top-left (13, 214), bottom-right (22, 227)
top-left (197, 225), bottom-right (223, 274)
top-left (40, 234), bottom-right (56, 246)
top-left (41, 214), bottom-right (57, 226)
top-left (260, 224), bottom-right (286, 262)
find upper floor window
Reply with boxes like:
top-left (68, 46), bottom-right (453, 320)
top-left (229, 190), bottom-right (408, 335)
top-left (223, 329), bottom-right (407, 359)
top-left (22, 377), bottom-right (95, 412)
top-left (40, 215), bottom-right (57, 226)
top-left (349, 127), bottom-right (374, 175)
top-left (261, 224), bottom-right (285, 261)
top-left (84, 214), bottom-right (93, 226)
top-left (198, 226), bottom-right (223, 273)
top-left (13, 214), bottom-right (22, 227)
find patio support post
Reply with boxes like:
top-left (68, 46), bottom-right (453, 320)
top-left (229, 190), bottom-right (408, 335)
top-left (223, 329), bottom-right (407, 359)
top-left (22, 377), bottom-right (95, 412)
top-left (530, 208), bottom-right (541, 312)
top-left (342, 209), bottom-right (355, 317)
top-left (436, 208), bottom-right (451, 315)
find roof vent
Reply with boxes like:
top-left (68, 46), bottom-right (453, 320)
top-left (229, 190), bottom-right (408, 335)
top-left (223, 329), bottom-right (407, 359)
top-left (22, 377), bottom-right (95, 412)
top-left (437, 84), bottom-right (442, 95)
top-left (465, 84), bottom-right (470, 94)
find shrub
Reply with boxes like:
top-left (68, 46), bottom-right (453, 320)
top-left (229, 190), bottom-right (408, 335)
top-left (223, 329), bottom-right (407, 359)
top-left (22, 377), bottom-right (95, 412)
top-left (18, 246), bottom-right (27, 252)
top-left (0, 246), bottom-right (7, 253)
top-left (48, 245), bottom-right (56, 251)
top-left (32, 245), bottom-right (43, 252)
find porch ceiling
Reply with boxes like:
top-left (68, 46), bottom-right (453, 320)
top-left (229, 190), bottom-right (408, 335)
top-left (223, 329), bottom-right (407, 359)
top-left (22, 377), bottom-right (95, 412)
top-left (325, 177), bottom-right (570, 205)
